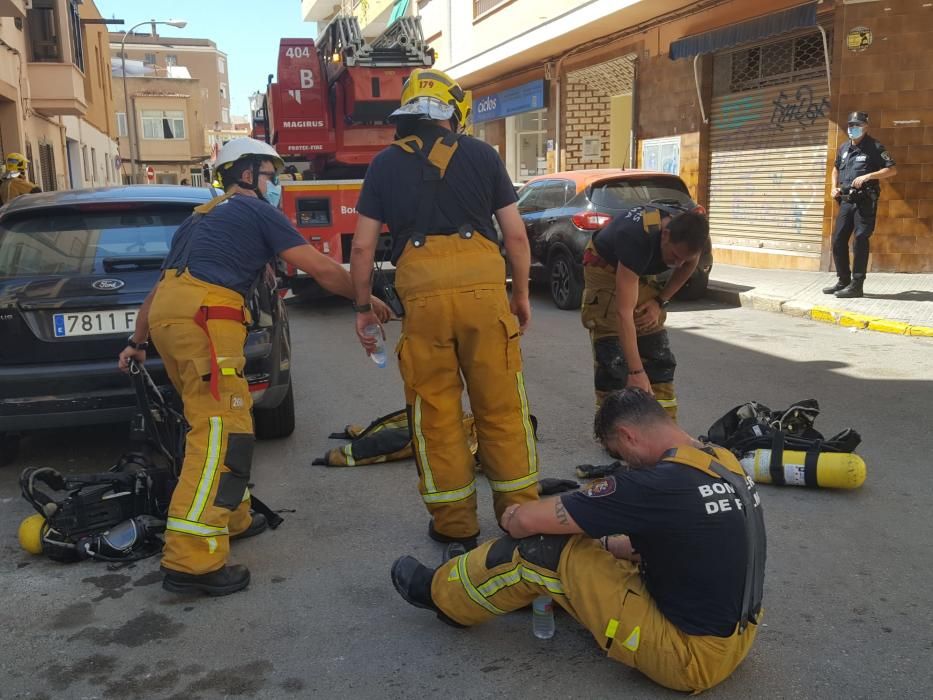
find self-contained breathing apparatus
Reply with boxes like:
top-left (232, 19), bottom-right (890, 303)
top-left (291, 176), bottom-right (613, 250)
top-left (18, 361), bottom-right (283, 562)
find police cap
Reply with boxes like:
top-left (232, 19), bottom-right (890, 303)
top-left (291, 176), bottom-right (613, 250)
top-left (847, 111), bottom-right (869, 126)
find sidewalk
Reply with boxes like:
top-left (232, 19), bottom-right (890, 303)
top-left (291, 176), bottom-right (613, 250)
top-left (706, 264), bottom-right (933, 337)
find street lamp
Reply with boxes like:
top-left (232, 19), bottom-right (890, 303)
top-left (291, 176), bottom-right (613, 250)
top-left (120, 19), bottom-right (188, 184)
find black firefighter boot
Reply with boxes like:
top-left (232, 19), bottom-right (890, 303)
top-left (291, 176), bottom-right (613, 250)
top-left (835, 275), bottom-right (865, 298)
top-left (823, 277), bottom-right (850, 294)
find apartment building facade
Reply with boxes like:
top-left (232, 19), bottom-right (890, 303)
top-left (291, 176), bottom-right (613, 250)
top-left (306, 0), bottom-right (932, 273)
top-left (0, 0), bottom-right (120, 193)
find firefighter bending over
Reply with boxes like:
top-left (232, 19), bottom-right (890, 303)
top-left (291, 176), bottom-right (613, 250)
top-left (582, 205), bottom-right (708, 419)
top-left (0, 153), bottom-right (41, 204)
top-left (349, 69), bottom-right (538, 552)
top-left (118, 137), bottom-right (390, 596)
top-left (391, 388), bottom-right (766, 693)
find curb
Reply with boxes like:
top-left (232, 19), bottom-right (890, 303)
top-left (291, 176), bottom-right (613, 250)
top-left (706, 283), bottom-right (933, 338)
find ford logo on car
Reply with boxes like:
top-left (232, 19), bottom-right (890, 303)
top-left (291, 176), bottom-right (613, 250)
top-left (92, 279), bottom-right (125, 291)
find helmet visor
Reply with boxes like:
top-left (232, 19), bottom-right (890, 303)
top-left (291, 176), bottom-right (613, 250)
top-left (389, 96), bottom-right (455, 122)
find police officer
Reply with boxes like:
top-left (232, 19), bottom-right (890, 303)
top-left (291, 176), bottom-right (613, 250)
top-left (581, 205), bottom-right (709, 419)
top-left (824, 112), bottom-right (897, 299)
top-left (0, 153), bottom-right (41, 204)
top-left (119, 138), bottom-right (390, 596)
top-left (349, 69), bottom-right (538, 552)
top-left (391, 388), bottom-right (766, 694)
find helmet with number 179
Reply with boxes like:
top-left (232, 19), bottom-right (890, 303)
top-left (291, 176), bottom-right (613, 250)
top-left (390, 68), bottom-right (472, 132)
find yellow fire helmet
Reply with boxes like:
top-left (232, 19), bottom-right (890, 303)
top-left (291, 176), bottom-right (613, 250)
top-left (5, 152), bottom-right (28, 173)
top-left (390, 68), bottom-right (472, 131)
top-left (18, 513), bottom-right (46, 555)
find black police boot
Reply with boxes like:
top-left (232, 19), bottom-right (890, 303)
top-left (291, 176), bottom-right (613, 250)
top-left (161, 564), bottom-right (251, 596)
top-left (428, 520), bottom-right (478, 551)
top-left (391, 556), bottom-right (465, 629)
top-left (823, 278), bottom-right (850, 294)
top-left (231, 513), bottom-right (268, 541)
top-left (835, 276), bottom-right (864, 298)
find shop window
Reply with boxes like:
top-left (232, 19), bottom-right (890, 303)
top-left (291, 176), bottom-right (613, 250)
top-left (142, 110), bottom-right (186, 140)
top-left (515, 110), bottom-right (548, 181)
top-left (716, 30), bottom-right (829, 95)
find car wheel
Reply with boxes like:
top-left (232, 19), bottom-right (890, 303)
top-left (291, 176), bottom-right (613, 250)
top-left (549, 249), bottom-right (583, 310)
top-left (0, 433), bottom-right (21, 467)
top-left (674, 268), bottom-right (711, 302)
top-left (254, 381), bottom-right (296, 440)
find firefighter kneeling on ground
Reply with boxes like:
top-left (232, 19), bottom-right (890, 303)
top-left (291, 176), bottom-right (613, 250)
top-left (349, 68), bottom-right (538, 554)
top-left (0, 152), bottom-right (41, 204)
top-left (391, 388), bottom-right (766, 694)
top-left (582, 204), bottom-right (709, 420)
top-left (118, 137), bottom-right (390, 596)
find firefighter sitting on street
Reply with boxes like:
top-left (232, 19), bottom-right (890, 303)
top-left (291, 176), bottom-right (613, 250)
top-left (391, 388), bottom-right (766, 694)
top-left (349, 68), bottom-right (539, 555)
top-left (582, 204), bottom-right (709, 419)
top-left (118, 137), bottom-right (390, 596)
top-left (0, 152), bottom-right (41, 205)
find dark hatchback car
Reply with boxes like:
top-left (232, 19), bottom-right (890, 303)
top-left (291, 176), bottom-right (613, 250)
top-left (0, 186), bottom-right (294, 465)
top-left (517, 169), bottom-right (713, 309)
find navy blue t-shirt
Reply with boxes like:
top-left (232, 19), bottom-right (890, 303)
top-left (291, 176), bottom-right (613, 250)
top-left (561, 461), bottom-right (751, 637)
top-left (163, 194), bottom-right (306, 296)
top-left (356, 125), bottom-right (517, 263)
top-left (592, 205), bottom-right (668, 276)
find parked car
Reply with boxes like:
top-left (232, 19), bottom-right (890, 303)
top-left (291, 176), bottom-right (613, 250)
top-left (516, 169), bottom-right (713, 309)
top-left (0, 185), bottom-right (294, 465)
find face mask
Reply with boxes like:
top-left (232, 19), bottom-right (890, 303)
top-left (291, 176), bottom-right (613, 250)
top-left (848, 126), bottom-right (865, 140)
top-left (263, 180), bottom-right (282, 208)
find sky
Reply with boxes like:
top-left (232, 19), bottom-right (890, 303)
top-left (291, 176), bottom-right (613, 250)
top-left (95, 0), bottom-right (318, 118)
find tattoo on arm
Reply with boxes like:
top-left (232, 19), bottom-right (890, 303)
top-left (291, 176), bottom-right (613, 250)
top-left (555, 499), bottom-right (569, 525)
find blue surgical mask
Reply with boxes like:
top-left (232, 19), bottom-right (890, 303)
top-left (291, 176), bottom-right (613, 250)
top-left (263, 180), bottom-right (282, 208)
top-left (848, 125), bottom-right (865, 140)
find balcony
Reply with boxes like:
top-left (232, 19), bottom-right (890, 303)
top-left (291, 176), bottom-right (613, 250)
top-left (301, 0), bottom-right (342, 23)
top-left (0, 0), bottom-right (26, 19)
top-left (302, 0), bottom-right (408, 36)
top-left (28, 61), bottom-right (87, 116)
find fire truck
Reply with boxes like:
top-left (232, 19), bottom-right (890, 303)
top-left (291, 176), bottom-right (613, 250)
top-left (251, 15), bottom-right (438, 297)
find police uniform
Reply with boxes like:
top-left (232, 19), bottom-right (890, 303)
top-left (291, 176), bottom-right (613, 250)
top-left (152, 193), bottom-right (306, 576)
top-left (831, 133), bottom-right (895, 283)
top-left (581, 206), bottom-right (678, 418)
top-left (426, 445), bottom-right (766, 693)
top-left (356, 123), bottom-right (539, 542)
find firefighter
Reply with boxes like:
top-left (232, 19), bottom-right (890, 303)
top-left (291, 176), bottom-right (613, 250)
top-left (118, 137), bottom-right (390, 596)
top-left (823, 112), bottom-right (897, 299)
top-left (581, 205), bottom-right (709, 420)
top-left (349, 68), bottom-right (538, 552)
top-left (391, 388), bottom-right (766, 694)
top-left (0, 152), bottom-right (41, 205)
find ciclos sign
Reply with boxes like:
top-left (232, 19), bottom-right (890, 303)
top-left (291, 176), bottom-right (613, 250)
top-left (474, 80), bottom-right (547, 124)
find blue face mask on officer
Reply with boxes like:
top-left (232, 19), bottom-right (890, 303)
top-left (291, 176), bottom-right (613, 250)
top-left (848, 124), bottom-right (865, 140)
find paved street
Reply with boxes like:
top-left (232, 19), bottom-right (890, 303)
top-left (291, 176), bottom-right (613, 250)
top-left (1, 290), bottom-right (932, 699)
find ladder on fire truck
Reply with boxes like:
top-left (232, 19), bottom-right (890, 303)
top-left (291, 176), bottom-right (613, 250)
top-left (318, 14), bottom-right (434, 72)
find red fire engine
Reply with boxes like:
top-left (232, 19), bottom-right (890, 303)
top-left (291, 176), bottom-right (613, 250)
top-left (251, 16), bottom-right (436, 297)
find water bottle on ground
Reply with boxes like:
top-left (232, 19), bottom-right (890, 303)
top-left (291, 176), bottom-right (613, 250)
top-left (364, 324), bottom-right (386, 368)
top-left (532, 595), bottom-right (555, 639)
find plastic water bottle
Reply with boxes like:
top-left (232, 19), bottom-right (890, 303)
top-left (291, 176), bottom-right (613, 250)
top-left (364, 324), bottom-right (386, 368)
top-left (532, 595), bottom-right (555, 639)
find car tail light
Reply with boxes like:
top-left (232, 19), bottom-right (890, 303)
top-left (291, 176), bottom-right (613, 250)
top-left (571, 212), bottom-right (612, 230)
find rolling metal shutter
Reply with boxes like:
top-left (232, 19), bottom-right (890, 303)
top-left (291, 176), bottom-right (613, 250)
top-left (708, 30), bottom-right (830, 255)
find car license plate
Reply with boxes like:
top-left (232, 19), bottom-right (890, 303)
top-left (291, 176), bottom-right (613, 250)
top-left (53, 309), bottom-right (138, 338)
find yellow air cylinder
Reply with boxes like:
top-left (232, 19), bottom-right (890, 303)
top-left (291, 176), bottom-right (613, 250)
top-left (740, 449), bottom-right (866, 489)
top-left (18, 514), bottom-right (46, 554)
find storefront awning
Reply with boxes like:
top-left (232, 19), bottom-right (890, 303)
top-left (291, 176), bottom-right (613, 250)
top-left (669, 2), bottom-right (818, 60)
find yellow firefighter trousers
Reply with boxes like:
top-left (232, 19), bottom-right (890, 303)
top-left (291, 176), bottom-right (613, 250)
top-left (394, 234), bottom-right (539, 539)
top-left (149, 270), bottom-right (255, 575)
top-left (432, 535), bottom-right (758, 693)
top-left (581, 244), bottom-right (677, 419)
